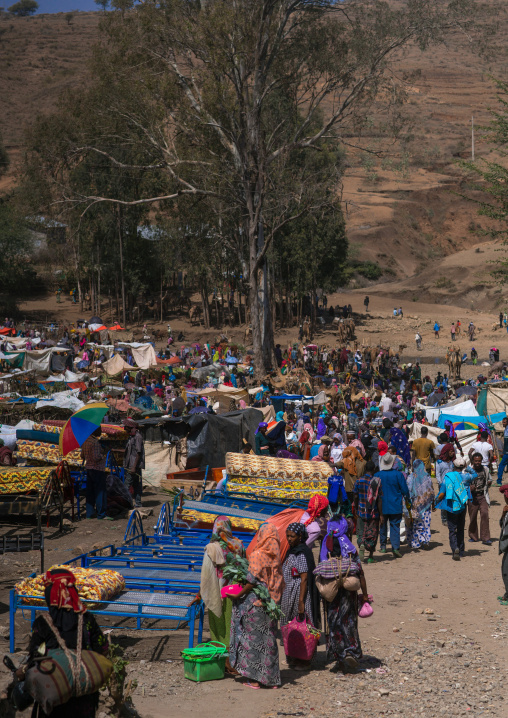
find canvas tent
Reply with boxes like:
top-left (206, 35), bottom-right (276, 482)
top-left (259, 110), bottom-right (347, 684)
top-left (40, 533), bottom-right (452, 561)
top-left (477, 383), bottom-right (508, 428)
top-left (118, 342), bottom-right (158, 369)
top-left (138, 408), bottom-right (263, 470)
top-left (24, 347), bottom-right (73, 375)
top-left (416, 395), bottom-right (477, 424)
top-left (103, 354), bottom-right (136, 375)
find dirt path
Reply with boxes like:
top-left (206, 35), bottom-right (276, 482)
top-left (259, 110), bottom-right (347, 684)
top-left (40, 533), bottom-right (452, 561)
top-left (1, 486), bottom-right (507, 717)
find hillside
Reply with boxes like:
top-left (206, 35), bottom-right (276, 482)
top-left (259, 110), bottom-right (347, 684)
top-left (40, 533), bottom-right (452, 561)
top-left (1, 5), bottom-right (508, 308)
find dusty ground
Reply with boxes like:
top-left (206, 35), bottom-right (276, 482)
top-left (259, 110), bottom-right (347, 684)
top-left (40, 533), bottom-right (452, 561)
top-left (1, 483), bottom-right (508, 718)
top-left (18, 286), bottom-right (508, 383)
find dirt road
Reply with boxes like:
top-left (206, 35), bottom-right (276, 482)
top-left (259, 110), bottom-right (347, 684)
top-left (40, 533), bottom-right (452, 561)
top-left (1, 486), bottom-right (507, 718)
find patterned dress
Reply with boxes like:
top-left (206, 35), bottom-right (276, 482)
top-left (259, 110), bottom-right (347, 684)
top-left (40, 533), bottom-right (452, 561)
top-left (229, 572), bottom-right (281, 686)
top-left (325, 556), bottom-right (363, 665)
top-left (280, 552), bottom-right (313, 627)
top-left (406, 509), bottom-right (432, 548)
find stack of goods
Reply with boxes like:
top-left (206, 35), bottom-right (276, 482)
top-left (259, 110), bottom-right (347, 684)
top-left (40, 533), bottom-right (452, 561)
top-left (33, 423), bottom-right (60, 435)
top-left (16, 565), bottom-right (126, 607)
top-left (225, 452), bottom-right (332, 500)
top-left (16, 440), bottom-right (82, 467)
top-left (178, 508), bottom-right (263, 532)
top-left (0, 466), bottom-right (54, 495)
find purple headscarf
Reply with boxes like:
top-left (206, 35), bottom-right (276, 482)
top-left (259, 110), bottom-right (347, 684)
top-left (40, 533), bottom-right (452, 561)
top-left (256, 422), bottom-right (268, 434)
top-left (444, 420), bottom-right (456, 440)
top-left (319, 517), bottom-right (356, 562)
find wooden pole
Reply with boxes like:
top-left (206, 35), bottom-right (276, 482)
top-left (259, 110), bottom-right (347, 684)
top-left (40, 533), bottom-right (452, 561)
top-left (472, 115), bottom-right (475, 162)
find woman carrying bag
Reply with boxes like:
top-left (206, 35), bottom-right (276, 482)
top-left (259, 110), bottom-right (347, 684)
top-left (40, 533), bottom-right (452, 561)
top-left (20, 567), bottom-right (109, 717)
top-left (280, 523), bottom-right (321, 670)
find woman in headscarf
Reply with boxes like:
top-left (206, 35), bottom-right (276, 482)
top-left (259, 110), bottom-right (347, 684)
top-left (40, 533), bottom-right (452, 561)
top-left (299, 422), bottom-right (315, 460)
top-left (336, 446), bottom-right (366, 499)
top-left (330, 433), bottom-right (346, 464)
top-left (443, 420), bottom-right (464, 456)
top-left (316, 416), bottom-right (327, 441)
top-left (389, 426), bottom-right (411, 466)
top-left (254, 422), bottom-right (271, 456)
top-left (24, 568), bottom-right (108, 717)
top-left (230, 523), bottom-right (283, 688)
top-left (300, 494), bottom-right (329, 547)
top-left (280, 523), bottom-right (320, 670)
top-left (311, 443), bottom-right (332, 463)
top-left (191, 517), bottom-right (244, 671)
top-left (346, 430), bottom-right (365, 457)
top-left (405, 459), bottom-right (434, 550)
top-left (315, 516), bottom-right (369, 673)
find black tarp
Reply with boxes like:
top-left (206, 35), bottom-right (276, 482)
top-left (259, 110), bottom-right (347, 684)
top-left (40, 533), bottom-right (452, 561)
top-left (137, 408), bottom-right (263, 469)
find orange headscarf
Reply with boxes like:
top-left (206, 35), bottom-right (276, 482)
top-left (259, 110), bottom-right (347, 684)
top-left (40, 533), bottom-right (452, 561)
top-left (247, 523), bottom-right (284, 604)
top-left (342, 446), bottom-right (361, 476)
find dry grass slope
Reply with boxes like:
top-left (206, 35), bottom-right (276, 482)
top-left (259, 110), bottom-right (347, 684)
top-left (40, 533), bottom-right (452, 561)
top-left (1, 4), bottom-right (508, 308)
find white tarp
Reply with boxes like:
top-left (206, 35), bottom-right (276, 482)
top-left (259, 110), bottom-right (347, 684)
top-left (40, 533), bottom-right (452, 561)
top-left (24, 347), bottom-right (72, 375)
top-left (4, 337), bottom-right (41, 349)
top-left (36, 389), bottom-right (84, 411)
top-left (45, 370), bottom-right (87, 382)
top-left (0, 351), bottom-right (22, 361)
top-left (129, 344), bottom-right (158, 369)
top-left (420, 398), bottom-right (479, 424)
top-left (24, 348), bottom-right (53, 374)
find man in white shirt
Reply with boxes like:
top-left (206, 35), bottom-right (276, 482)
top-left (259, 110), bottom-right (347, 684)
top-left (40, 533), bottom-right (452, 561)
top-left (379, 394), bottom-right (394, 415)
top-left (330, 433), bottom-right (345, 464)
top-left (469, 431), bottom-right (493, 477)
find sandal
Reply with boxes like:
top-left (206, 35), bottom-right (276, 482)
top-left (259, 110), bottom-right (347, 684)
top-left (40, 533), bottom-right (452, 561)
top-left (244, 682), bottom-right (260, 689)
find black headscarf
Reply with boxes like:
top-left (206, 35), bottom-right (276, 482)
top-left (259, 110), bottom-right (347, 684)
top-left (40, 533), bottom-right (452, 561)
top-left (286, 523), bottom-right (321, 629)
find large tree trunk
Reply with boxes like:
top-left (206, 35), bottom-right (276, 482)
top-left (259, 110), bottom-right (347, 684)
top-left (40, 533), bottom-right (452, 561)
top-left (249, 219), bottom-right (275, 379)
top-left (117, 208), bottom-right (127, 328)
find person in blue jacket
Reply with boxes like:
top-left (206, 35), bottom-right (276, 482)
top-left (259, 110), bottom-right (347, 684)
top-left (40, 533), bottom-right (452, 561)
top-left (434, 465), bottom-right (473, 561)
top-left (374, 451), bottom-right (410, 558)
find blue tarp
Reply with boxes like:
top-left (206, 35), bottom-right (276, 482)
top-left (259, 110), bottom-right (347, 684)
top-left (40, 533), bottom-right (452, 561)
top-left (437, 412), bottom-right (506, 429)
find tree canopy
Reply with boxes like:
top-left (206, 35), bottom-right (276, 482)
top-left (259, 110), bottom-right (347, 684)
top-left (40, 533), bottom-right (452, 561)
top-left (22, 0), bottom-right (490, 375)
top-left (8, 0), bottom-right (38, 16)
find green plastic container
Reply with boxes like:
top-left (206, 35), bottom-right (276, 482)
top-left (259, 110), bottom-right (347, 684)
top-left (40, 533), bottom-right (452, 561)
top-left (181, 642), bottom-right (228, 682)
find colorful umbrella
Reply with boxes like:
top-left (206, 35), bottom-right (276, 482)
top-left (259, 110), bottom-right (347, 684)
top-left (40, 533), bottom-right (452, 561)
top-left (59, 402), bottom-right (109, 456)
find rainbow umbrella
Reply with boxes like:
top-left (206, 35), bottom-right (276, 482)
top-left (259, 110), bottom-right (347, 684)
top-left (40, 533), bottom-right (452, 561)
top-left (448, 420), bottom-right (479, 432)
top-left (59, 402), bottom-right (109, 456)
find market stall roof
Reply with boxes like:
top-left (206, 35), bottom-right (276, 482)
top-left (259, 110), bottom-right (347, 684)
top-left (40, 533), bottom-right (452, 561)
top-left (269, 391), bottom-right (328, 404)
top-left (138, 408), bottom-right (263, 468)
top-left (103, 354), bottom-right (136, 375)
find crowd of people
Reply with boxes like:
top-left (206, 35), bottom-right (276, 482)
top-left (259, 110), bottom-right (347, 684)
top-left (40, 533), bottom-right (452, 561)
top-left (198, 368), bottom-right (508, 687)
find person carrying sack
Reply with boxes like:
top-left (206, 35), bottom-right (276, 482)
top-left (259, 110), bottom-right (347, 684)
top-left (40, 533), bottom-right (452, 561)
top-left (313, 515), bottom-right (369, 673)
top-left (17, 568), bottom-right (110, 717)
